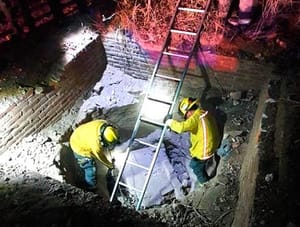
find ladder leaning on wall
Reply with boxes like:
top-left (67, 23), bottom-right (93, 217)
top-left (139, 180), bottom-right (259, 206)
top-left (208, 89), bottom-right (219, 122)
top-left (109, 0), bottom-right (212, 210)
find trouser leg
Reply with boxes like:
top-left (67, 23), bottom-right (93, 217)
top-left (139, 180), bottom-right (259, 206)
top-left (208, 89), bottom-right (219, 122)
top-left (189, 158), bottom-right (209, 184)
top-left (239, 0), bottom-right (257, 22)
top-left (205, 154), bottom-right (219, 179)
top-left (74, 153), bottom-right (96, 189)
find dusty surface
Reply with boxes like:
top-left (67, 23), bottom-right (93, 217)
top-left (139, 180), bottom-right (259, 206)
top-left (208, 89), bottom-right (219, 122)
top-left (0, 77), bottom-right (258, 227)
top-left (0, 40), bottom-right (258, 226)
top-left (0, 14), bottom-right (300, 227)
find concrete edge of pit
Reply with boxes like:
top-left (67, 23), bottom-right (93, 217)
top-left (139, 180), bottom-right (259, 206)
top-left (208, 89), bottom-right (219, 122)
top-left (231, 78), bottom-right (280, 227)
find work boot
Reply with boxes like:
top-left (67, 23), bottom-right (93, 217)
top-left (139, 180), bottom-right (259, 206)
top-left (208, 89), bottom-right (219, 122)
top-left (198, 182), bottom-right (208, 188)
top-left (191, 181), bottom-right (208, 191)
top-left (86, 185), bottom-right (97, 193)
top-left (228, 15), bottom-right (239, 26)
top-left (111, 198), bottom-right (122, 206)
top-left (228, 16), bottom-right (251, 26)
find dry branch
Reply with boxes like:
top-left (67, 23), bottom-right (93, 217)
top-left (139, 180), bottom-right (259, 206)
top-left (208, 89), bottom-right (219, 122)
top-left (94, 0), bottom-right (298, 47)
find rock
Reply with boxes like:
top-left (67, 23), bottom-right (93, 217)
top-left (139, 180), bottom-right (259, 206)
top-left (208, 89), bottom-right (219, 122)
top-left (35, 86), bottom-right (44, 94)
top-left (229, 91), bottom-right (242, 101)
top-left (264, 173), bottom-right (273, 182)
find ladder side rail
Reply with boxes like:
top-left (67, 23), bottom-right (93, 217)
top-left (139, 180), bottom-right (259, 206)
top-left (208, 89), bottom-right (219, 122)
top-left (126, 0), bottom-right (185, 145)
top-left (109, 107), bottom-right (162, 202)
top-left (165, 43), bottom-right (197, 115)
top-left (135, 125), bottom-right (169, 210)
top-left (109, 146), bottom-right (132, 202)
top-left (187, 0), bottom-right (212, 61)
top-left (109, 0), bottom-right (183, 204)
top-left (184, 0), bottom-right (212, 72)
top-left (109, 101), bottom-right (147, 202)
top-left (135, 0), bottom-right (214, 208)
top-left (111, 0), bottom-right (214, 206)
top-left (193, 0), bottom-right (212, 47)
top-left (147, 0), bottom-right (182, 84)
top-left (133, 1), bottom-right (186, 208)
top-left (138, 3), bottom-right (215, 207)
top-left (135, 0), bottom-right (214, 209)
top-left (166, 0), bottom-right (213, 116)
top-left (157, 0), bottom-right (182, 55)
top-left (168, 0), bottom-right (213, 115)
top-left (125, 0), bottom-right (183, 144)
top-left (109, 100), bottom-right (148, 202)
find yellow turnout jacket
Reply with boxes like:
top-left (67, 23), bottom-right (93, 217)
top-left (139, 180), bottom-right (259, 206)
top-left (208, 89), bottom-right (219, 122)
top-left (70, 120), bottom-right (113, 169)
top-left (169, 109), bottom-right (220, 160)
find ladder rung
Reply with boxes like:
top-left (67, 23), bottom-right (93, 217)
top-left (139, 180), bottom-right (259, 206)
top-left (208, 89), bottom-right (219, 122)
top-left (119, 181), bottom-right (142, 193)
top-left (140, 117), bottom-right (164, 127)
top-left (171, 29), bottom-right (197, 36)
top-left (167, 46), bottom-right (192, 56)
top-left (156, 73), bottom-right (181, 82)
top-left (134, 138), bottom-right (157, 149)
top-left (127, 160), bottom-right (150, 171)
top-left (178, 7), bottom-right (205, 13)
top-left (110, 0), bottom-right (213, 210)
top-left (147, 96), bottom-right (173, 105)
top-left (163, 51), bottom-right (189, 59)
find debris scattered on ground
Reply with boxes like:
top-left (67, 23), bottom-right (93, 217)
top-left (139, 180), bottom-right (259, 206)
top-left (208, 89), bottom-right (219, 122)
top-left (0, 63), bottom-right (258, 226)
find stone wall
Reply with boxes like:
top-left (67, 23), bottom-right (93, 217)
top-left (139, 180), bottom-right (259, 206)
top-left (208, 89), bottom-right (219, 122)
top-left (0, 36), bottom-right (107, 153)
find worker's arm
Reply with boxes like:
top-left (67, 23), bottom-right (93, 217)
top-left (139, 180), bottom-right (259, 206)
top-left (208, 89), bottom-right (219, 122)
top-left (91, 143), bottom-right (114, 169)
top-left (167, 115), bottom-right (197, 134)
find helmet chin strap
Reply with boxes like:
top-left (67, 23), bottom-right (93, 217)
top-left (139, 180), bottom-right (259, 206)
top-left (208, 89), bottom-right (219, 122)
top-left (99, 123), bottom-right (109, 147)
top-left (99, 123), bottom-right (117, 165)
top-left (100, 122), bottom-right (118, 149)
top-left (189, 98), bottom-right (200, 110)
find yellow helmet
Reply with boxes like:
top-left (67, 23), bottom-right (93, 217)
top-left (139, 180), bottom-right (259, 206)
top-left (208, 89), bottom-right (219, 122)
top-left (100, 123), bottom-right (120, 147)
top-left (178, 97), bottom-right (200, 116)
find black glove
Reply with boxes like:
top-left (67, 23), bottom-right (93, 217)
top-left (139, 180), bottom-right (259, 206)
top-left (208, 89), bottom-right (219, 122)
top-left (163, 113), bottom-right (173, 123)
top-left (111, 158), bottom-right (115, 169)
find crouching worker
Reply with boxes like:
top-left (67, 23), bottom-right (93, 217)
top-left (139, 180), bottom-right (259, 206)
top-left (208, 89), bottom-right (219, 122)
top-left (166, 97), bottom-right (221, 186)
top-left (70, 119), bottom-right (120, 191)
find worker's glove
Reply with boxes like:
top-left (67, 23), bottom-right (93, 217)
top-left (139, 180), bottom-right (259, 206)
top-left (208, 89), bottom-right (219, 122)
top-left (164, 114), bottom-right (173, 123)
top-left (111, 168), bottom-right (119, 179)
top-left (111, 158), bottom-right (116, 169)
top-left (165, 119), bottom-right (173, 127)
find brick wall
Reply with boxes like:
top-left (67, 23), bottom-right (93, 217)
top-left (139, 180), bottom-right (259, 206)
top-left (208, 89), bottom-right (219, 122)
top-left (102, 31), bottom-right (274, 92)
top-left (0, 29), bottom-right (274, 153)
top-left (0, 36), bottom-right (106, 153)
top-left (0, 0), bottom-right (95, 44)
top-left (102, 31), bottom-right (153, 81)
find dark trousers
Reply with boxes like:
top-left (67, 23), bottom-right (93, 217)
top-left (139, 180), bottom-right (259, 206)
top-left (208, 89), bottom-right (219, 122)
top-left (190, 157), bottom-right (209, 183)
top-left (74, 153), bottom-right (96, 189)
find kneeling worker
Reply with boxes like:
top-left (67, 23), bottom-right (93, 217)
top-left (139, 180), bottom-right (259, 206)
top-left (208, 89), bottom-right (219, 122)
top-left (70, 119), bottom-right (120, 190)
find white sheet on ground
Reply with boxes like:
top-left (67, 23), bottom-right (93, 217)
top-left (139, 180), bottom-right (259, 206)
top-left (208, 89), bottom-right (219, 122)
top-left (121, 145), bottom-right (185, 207)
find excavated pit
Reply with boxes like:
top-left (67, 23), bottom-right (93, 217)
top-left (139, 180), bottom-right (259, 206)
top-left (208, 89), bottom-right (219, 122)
top-left (0, 14), bottom-right (299, 227)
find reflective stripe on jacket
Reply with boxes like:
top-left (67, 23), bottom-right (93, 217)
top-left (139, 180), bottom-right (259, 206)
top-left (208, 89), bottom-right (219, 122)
top-left (70, 119), bottom-right (113, 169)
top-left (169, 109), bottom-right (220, 160)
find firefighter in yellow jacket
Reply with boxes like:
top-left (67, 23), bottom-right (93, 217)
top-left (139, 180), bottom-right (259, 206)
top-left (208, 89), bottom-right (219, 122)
top-left (70, 119), bottom-right (120, 190)
top-left (166, 97), bottom-right (220, 184)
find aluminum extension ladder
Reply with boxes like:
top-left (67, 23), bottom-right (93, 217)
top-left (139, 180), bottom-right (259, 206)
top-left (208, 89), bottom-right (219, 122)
top-left (109, 0), bottom-right (212, 210)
